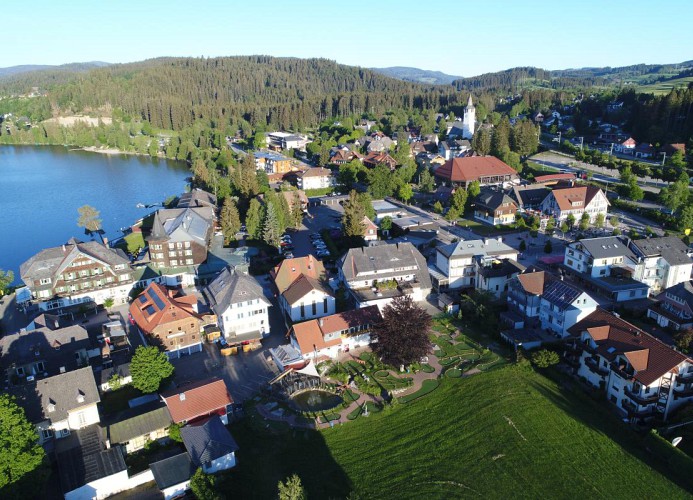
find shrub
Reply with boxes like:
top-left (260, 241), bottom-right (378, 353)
top-left (531, 349), bottom-right (560, 368)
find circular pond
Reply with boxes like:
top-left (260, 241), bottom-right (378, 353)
top-left (290, 389), bottom-right (343, 412)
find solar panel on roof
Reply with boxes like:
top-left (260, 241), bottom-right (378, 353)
top-left (138, 295), bottom-right (147, 304)
top-left (145, 305), bottom-right (156, 316)
top-left (148, 289), bottom-right (166, 310)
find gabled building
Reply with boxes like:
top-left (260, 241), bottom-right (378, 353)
top-left (629, 236), bottom-right (693, 292)
top-left (290, 306), bottom-right (382, 361)
top-left (363, 151), bottom-right (397, 170)
top-left (206, 266), bottom-right (271, 342)
top-left (271, 256), bottom-right (335, 322)
top-left (473, 191), bottom-right (518, 226)
top-left (266, 131), bottom-right (309, 151)
top-left (433, 156), bottom-right (519, 189)
top-left (0, 323), bottom-right (91, 382)
top-left (539, 279), bottom-right (598, 338)
top-left (162, 378), bottom-right (233, 425)
top-left (298, 167), bottom-right (335, 191)
top-left (511, 184), bottom-right (551, 212)
top-left (11, 366), bottom-right (100, 446)
top-left (614, 137), bottom-right (637, 154)
top-left (150, 452), bottom-right (196, 500)
top-left (568, 309), bottom-right (693, 421)
top-left (100, 401), bottom-right (172, 453)
top-left (647, 281), bottom-right (693, 330)
top-left (339, 242), bottom-right (431, 309)
top-left (129, 283), bottom-right (203, 358)
top-left (177, 188), bottom-right (217, 209)
top-left (439, 139), bottom-right (471, 160)
top-left (147, 207), bottom-right (215, 268)
top-left (539, 185), bottom-right (609, 223)
top-left (431, 238), bottom-right (518, 291)
top-left (180, 415), bottom-right (239, 474)
top-left (20, 238), bottom-right (133, 311)
top-left (362, 216), bottom-right (378, 242)
top-left (56, 424), bottom-right (128, 500)
top-left (504, 270), bottom-right (548, 328)
top-left (330, 148), bottom-right (363, 165)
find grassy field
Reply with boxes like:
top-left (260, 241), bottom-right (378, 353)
top-left (221, 364), bottom-right (691, 499)
top-left (638, 76), bottom-right (693, 95)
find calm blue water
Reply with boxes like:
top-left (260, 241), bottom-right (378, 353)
top-left (0, 145), bottom-right (190, 284)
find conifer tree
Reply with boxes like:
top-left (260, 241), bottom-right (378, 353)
top-left (220, 197), bottom-right (241, 243)
top-left (246, 198), bottom-right (264, 239)
top-left (290, 192), bottom-right (304, 229)
top-left (342, 190), bottom-right (366, 238)
top-left (263, 201), bottom-right (282, 248)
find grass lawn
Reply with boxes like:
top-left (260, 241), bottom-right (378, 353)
top-left (98, 385), bottom-right (143, 416)
top-left (304, 187), bottom-right (334, 197)
top-left (121, 231), bottom-right (145, 254)
top-left (222, 364), bottom-right (692, 499)
top-left (457, 216), bottom-right (520, 236)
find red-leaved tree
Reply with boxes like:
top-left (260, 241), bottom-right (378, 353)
top-left (372, 295), bottom-right (432, 366)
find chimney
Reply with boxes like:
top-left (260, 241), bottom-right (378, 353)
top-left (62, 244), bottom-right (66, 253)
top-left (179, 393), bottom-right (186, 401)
top-left (60, 366), bottom-right (66, 373)
top-left (497, 236), bottom-right (502, 243)
top-left (319, 318), bottom-right (324, 327)
top-left (102, 236), bottom-right (108, 245)
top-left (105, 439), bottom-right (111, 449)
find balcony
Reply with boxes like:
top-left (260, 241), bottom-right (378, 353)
top-left (621, 399), bottom-right (657, 418)
top-left (673, 385), bottom-right (693, 400)
top-left (584, 357), bottom-right (608, 377)
top-left (677, 370), bottom-right (693, 383)
top-left (610, 363), bottom-right (635, 381)
top-left (624, 387), bottom-right (658, 406)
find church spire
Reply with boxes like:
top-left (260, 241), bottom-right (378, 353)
top-left (466, 94), bottom-right (474, 108)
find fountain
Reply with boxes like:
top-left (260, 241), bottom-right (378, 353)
top-left (290, 389), bottom-right (343, 412)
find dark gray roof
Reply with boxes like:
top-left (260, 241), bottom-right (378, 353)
top-left (180, 416), bottom-right (239, 466)
top-left (0, 324), bottom-right (91, 376)
top-left (55, 424), bottom-right (127, 494)
top-left (10, 366), bottom-right (100, 424)
top-left (207, 267), bottom-right (270, 317)
top-left (511, 185), bottom-right (550, 208)
top-left (631, 237), bottom-right (693, 267)
top-left (101, 401), bottom-right (172, 445)
top-left (475, 191), bottom-right (517, 210)
top-left (574, 237), bottom-right (635, 260)
top-left (438, 238), bottom-right (517, 260)
top-left (20, 239), bottom-right (131, 283)
top-left (340, 242), bottom-right (431, 289)
top-left (177, 188), bottom-right (217, 209)
top-left (541, 280), bottom-right (583, 310)
top-left (149, 207), bottom-right (214, 244)
top-left (659, 281), bottom-right (693, 304)
top-left (150, 452), bottom-right (195, 490)
top-left (477, 259), bottom-right (525, 279)
top-left (98, 361), bottom-right (131, 386)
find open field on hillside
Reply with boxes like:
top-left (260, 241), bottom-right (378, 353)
top-left (221, 364), bottom-right (691, 499)
top-left (638, 76), bottom-right (693, 95)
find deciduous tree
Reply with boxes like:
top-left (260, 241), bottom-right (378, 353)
top-left (418, 168), bottom-right (436, 193)
top-left (0, 269), bottom-right (14, 296)
top-left (0, 394), bottom-right (46, 495)
top-left (190, 468), bottom-right (222, 500)
top-left (372, 295), bottom-right (432, 366)
top-left (531, 349), bottom-right (559, 368)
top-left (130, 346), bottom-right (174, 393)
top-left (77, 205), bottom-right (102, 233)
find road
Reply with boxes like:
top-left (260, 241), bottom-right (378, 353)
top-left (530, 151), bottom-right (667, 194)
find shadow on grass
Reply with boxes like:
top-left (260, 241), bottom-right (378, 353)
top-left (529, 369), bottom-right (693, 494)
top-left (218, 414), bottom-right (352, 498)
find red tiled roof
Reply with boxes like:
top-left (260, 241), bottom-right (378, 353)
top-left (434, 156), bottom-right (517, 183)
top-left (129, 283), bottom-right (199, 335)
top-left (291, 306), bottom-right (382, 355)
top-left (271, 255), bottom-right (326, 295)
top-left (516, 271), bottom-right (546, 296)
top-left (282, 274), bottom-right (332, 305)
top-left (569, 309), bottom-right (691, 385)
top-left (548, 186), bottom-right (604, 211)
top-left (162, 378), bottom-right (233, 424)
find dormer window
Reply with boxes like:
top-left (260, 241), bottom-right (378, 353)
top-left (47, 403), bottom-right (55, 413)
top-left (76, 390), bottom-right (85, 404)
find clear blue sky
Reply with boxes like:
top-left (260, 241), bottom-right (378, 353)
top-left (3, 0), bottom-right (692, 76)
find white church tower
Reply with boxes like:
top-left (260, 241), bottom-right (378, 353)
top-left (462, 94), bottom-right (475, 140)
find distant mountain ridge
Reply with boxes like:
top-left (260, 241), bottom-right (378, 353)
top-left (371, 66), bottom-right (461, 85)
top-left (0, 61), bottom-right (110, 79)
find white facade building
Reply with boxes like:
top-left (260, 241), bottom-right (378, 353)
top-left (629, 236), bottom-right (693, 293)
top-left (539, 279), bottom-right (597, 338)
top-left (298, 167), bottom-right (335, 191)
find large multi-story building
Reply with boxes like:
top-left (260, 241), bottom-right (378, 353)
top-left (129, 283), bottom-right (203, 358)
top-left (206, 267), bottom-right (271, 343)
top-left (628, 236), bottom-right (693, 293)
top-left (539, 185), bottom-right (609, 223)
top-left (538, 279), bottom-right (597, 338)
top-left (433, 156), bottom-right (519, 189)
top-left (271, 255), bottom-right (336, 323)
top-left (147, 207), bottom-right (215, 269)
top-left (20, 238), bottom-right (133, 311)
top-left (567, 309), bottom-right (693, 422)
top-left (431, 238), bottom-right (518, 291)
top-left (647, 281), bottom-right (693, 330)
top-left (339, 242), bottom-right (431, 310)
top-left (298, 167), bottom-right (335, 191)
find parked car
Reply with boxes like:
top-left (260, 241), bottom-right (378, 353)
top-left (282, 245), bottom-right (295, 252)
top-left (283, 252), bottom-right (294, 259)
top-left (310, 233), bottom-right (322, 240)
top-left (280, 240), bottom-right (292, 247)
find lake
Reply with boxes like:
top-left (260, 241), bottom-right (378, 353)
top-left (0, 145), bottom-right (190, 285)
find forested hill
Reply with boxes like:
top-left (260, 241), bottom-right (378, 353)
top-left (0, 56), bottom-right (464, 131)
top-left (0, 61), bottom-right (110, 79)
top-left (371, 66), bottom-right (461, 85)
